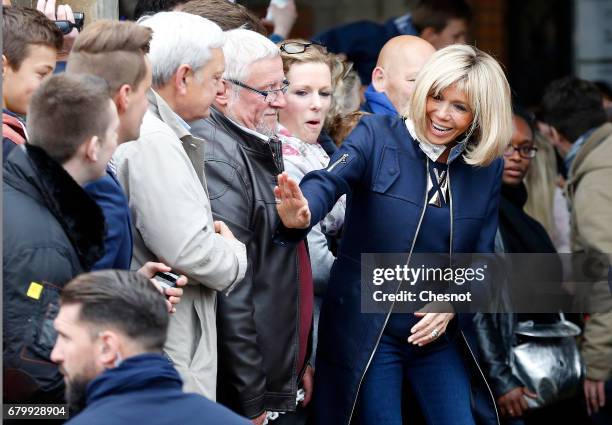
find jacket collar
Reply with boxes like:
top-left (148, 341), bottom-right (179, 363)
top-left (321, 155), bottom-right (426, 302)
top-left (567, 122), bottom-right (612, 183)
top-left (363, 85), bottom-right (398, 117)
top-left (86, 354), bottom-right (182, 406)
top-left (4, 145), bottom-right (105, 269)
top-left (146, 89), bottom-right (192, 140)
top-left (405, 119), bottom-right (468, 164)
top-left (208, 107), bottom-right (284, 172)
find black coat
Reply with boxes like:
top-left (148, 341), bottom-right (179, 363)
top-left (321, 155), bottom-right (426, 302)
top-left (474, 183), bottom-right (561, 398)
top-left (191, 108), bottom-right (309, 418)
top-left (3, 145), bottom-right (105, 403)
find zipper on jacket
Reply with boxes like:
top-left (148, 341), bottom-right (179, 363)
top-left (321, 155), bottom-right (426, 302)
top-left (347, 157), bottom-right (430, 424)
top-left (461, 330), bottom-right (501, 424)
top-left (327, 153), bottom-right (349, 172)
top-left (448, 166), bottom-right (501, 425)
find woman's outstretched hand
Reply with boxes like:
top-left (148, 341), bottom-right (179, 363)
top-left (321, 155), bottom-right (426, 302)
top-left (274, 172), bottom-right (311, 229)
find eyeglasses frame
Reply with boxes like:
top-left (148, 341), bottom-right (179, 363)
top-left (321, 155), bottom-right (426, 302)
top-left (503, 144), bottom-right (538, 159)
top-left (225, 78), bottom-right (290, 103)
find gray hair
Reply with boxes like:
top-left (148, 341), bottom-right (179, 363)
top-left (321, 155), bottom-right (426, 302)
top-left (139, 11), bottom-right (224, 87)
top-left (222, 28), bottom-right (279, 82)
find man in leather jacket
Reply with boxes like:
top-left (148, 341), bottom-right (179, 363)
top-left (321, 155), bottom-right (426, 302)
top-left (190, 29), bottom-right (314, 425)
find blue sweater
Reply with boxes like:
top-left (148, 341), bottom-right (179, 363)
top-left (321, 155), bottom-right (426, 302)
top-left (68, 353), bottom-right (249, 425)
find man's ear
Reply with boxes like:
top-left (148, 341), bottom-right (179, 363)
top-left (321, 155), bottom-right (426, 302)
top-left (420, 27), bottom-right (438, 45)
top-left (174, 64), bottom-right (191, 96)
top-left (215, 79), bottom-right (231, 107)
top-left (549, 126), bottom-right (566, 147)
top-left (371, 67), bottom-right (386, 93)
top-left (97, 331), bottom-right (122, 369)
top-left (114, 84), bottom-right (132, 115)
top-left (2, 54), bottom-right (10, 78)
top-left (84, 135), bottom-right (101, 163)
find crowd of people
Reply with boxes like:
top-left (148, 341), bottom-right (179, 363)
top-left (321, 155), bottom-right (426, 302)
top-left (2, 1), bottom-right (611, 425)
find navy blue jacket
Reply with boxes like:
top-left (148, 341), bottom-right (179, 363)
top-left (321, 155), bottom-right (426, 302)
top-left (277, 114), bottom-right (502, 424)
top-left (67, 353), bottom-right (249, 425)
top-left (84, 168), bottom-right (133, 270)
top-left (314, 18), bottom-right (414, 84)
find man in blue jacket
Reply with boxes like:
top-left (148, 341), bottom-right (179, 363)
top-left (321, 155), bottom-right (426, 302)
top-left (66, 20), bottom-right (152, 270)
top-left (314, 0), bottom-right (470, 84)
top-left (51, 270), bottom-right (249, 425)
top-left (362, 35), bottom-right (434, 117)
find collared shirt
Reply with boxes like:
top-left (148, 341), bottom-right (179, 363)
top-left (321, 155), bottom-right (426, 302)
top-left (565, 127), bottom-right (598, 177)
top-left (405, 119), bottom-right (468, 164)
top-left (174, 112), bottom-right (191, 132)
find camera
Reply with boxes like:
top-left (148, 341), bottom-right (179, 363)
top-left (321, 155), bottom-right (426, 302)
top-left (154, 271), bottom-right (180, 291)
top-left (54, 12), bottom-right (85, 35)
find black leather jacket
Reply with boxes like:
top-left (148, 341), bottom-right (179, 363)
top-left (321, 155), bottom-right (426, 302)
top-left (191, 108), bottom-right (308, 418)
top-left (473, 313), bottom-right (524, 398)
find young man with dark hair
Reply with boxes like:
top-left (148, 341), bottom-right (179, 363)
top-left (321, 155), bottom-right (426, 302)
top-left (67, 20), bottom-right (154, 271)
top-left (314, 0), bottom-right (471, 84)
top-left (49, 270), bottom-right (248, 424)
top-left (2, 5), bottom-right (63, 160)
top-left (540, 76), bottom-right (612, 422)
top-left (3, 73), bottom-right (117, 404)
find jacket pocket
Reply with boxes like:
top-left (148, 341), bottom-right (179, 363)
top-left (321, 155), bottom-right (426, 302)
top-left (371, 146), bottom-right (423, 205)
top-left (4, 282), bottom-right (63, 399)
top-left (372, 146), bottom-right (400, 193)
top-left (23, 282), bottom-right (61, 361)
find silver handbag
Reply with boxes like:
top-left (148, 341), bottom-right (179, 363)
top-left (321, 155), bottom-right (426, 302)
top-left (510, 313), bottom-right (584, 409)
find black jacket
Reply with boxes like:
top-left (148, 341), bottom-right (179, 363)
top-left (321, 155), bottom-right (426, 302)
top-left (474, 183), bottom-right (560, 398)
top-left (191, 108), bottom-right (309, 418)
top-left (3, 145), bottom-right (105, 403)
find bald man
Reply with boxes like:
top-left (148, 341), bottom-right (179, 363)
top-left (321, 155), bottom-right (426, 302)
top-left (362, 35), bottom-right (435, 116)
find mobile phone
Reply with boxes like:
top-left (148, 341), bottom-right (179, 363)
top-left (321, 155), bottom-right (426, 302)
top-left (154, 271), bottom-right (180, 290)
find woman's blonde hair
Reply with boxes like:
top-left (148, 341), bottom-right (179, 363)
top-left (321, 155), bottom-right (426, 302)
top-left (326, 56), bottom-right (362, 129)
top-left (409, 44), bottom-right (512, 166)
top-left (524, 131), bottom-right (557, 236)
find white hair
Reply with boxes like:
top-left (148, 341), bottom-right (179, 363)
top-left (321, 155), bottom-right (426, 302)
top-left (139, 11), bottom-right (225, 87)
top-left (222, 29), bottom-right (279, 82)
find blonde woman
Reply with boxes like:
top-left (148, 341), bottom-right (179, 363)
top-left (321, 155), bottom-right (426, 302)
top-left (274, 45), bottom-right (512, 425)
top-left (276, 40), bottom-right (346, 345)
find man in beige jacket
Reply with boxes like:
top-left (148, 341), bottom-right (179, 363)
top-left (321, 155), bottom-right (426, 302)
top-left (541, 77), bottom-right (612, 419)
top-left (113, 12), bottom-right (247, 400)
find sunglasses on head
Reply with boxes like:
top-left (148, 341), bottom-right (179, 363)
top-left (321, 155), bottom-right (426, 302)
top-left (54, 12), bottom-right (84, 35)
top-left (280, 41), bottom-right (327, 55)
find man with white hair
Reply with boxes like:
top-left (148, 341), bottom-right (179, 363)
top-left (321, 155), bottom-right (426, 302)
top-left (190, 29), bottom-right (314, 424)
top-left (112, 12), bottom-right (247, 400)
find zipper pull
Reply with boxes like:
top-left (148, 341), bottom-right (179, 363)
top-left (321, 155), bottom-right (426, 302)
top-left (327, 153), bottom-right (349, 172)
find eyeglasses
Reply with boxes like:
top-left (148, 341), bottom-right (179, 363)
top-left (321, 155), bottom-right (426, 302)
top-left (226, 79), bottom-right (289, 103)
top-left (504, 144), bottom-right (538, 159)
top-left (280, 41), bottom-right (327, 55)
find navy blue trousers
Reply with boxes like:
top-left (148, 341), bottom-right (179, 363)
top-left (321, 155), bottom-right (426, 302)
top-left (358, 326), bottom-right (475, 425)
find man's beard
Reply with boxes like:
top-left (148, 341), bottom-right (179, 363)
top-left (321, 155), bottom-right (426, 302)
top-left (255, 119), bottom-right (277, 138)
top-left (64, 375), bottom-right (90, 413)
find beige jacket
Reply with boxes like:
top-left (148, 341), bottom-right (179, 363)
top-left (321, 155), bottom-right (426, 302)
top-left (113, 90), bottom-right (247, 399)
top-left (566, 122), bottom-right (612, 381)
